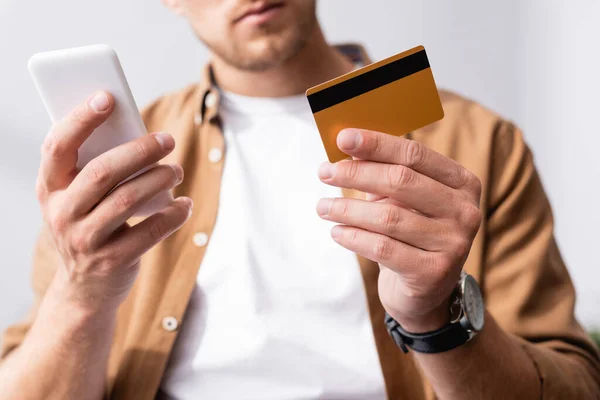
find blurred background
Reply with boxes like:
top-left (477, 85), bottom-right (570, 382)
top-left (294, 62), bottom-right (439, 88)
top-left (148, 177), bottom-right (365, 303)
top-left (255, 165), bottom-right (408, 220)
top-left (0, 0), bottom-right (598, 334)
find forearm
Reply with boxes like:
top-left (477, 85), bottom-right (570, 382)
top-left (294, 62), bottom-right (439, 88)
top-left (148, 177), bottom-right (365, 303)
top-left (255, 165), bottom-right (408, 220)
top-left (0, 276), bottom-right (116, 400)
top-left (410, 311), bottom-right (540, 400)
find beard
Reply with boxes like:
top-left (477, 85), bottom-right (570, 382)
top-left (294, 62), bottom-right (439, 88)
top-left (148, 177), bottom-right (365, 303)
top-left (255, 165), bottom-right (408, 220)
top-left (196, 2), bottom-right (317, 72)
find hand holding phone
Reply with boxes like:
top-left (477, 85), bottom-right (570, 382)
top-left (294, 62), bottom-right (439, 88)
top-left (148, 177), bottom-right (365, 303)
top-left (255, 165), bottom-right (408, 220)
top-left (28, 44), bottom-right (173, 216)
top-left (27, 45), bottom-right (194, 311)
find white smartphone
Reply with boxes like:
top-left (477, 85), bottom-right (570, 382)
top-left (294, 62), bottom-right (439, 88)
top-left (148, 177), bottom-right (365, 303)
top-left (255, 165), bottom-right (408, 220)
top-left (28, 44), bottom-right (173, 216)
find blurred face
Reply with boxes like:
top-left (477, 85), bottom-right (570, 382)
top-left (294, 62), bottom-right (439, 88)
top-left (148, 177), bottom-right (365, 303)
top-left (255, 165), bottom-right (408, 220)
top-left (172, 0), bottom-right (318, 71)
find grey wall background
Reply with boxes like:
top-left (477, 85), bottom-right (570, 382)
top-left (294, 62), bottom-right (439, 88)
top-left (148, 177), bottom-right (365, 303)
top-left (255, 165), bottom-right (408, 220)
top-left (0, 0), bottom-right (598, 333)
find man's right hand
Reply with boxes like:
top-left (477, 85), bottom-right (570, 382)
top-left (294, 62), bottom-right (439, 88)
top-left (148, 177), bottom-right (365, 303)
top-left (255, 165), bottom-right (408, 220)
top-left (36, 91), bottom-right (193, 315)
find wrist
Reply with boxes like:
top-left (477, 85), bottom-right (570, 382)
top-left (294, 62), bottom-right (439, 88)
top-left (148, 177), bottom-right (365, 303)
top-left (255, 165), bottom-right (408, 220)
top-left (42, 270), bottom-right (119, 327)
top-left (392, 299), bottom-right (452, 333)
top-left (28, 283), bottom-right (118, 354)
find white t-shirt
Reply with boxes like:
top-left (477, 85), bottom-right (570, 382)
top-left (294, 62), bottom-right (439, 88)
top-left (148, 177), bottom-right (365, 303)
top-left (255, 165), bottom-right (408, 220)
top-left (159, 90), bottom-right (385, 400)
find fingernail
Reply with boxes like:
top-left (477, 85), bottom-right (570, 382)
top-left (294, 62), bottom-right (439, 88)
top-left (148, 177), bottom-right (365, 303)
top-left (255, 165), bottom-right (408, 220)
top-left (170, 164), bottom-right (183, 182)
top-left (318, 162), bottom-right (334, 180)
top-left (331, 225), bottom-right (343, 240)
top-left (89, 92), bottom-right (110, 112)
top-left (155, 132), bottom-right (175, 151)
top-left (338, 129), bottom-right (362, 151)
top-left (316, 198), bottom-right (331, 216)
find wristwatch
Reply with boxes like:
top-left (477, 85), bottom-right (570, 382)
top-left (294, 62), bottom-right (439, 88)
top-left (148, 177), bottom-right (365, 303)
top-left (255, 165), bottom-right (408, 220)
top-left (385, 272), bottom-right (485, 354)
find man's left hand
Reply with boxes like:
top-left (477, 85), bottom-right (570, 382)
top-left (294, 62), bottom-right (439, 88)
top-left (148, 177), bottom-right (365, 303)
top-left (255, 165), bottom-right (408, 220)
top-left (317, 128), bottom-right (482, 333)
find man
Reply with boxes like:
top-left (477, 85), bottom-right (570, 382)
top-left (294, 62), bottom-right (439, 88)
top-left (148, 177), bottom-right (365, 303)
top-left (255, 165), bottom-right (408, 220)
top-left (0, 0), bottom-right (599, 399)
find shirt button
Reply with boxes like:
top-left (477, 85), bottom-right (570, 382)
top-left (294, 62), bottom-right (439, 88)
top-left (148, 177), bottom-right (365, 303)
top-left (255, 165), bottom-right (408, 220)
top-left (204, 92), bottom-right (217, 108)
top-left (162, 316), bottom-right (179, 332)
top-left (194, 113), bottom-right (203, 126)
top-left (208, 147), bottom-right (223, 163)
top-left (193, 232), bottom-right (209, 247)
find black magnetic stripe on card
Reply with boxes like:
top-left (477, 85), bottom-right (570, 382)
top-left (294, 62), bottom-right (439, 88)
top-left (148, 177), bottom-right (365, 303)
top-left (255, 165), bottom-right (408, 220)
top-left (307, 49), bottom-right (430, 113)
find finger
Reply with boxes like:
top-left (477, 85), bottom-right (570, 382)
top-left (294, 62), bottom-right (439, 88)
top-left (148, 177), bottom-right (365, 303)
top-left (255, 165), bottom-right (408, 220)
top-left (329, 224), bottom-right (432, 276)
top-left (39, 91), bottom-right (114, 192)
top-left (319, 159), bottom-right (459, 217)
top-left (337, 129), bottom-right (481, 197)
top-left (81, 164), bottom-right (183, 247)
top-left (317, 197), bottom-right (447, 250)
top-left (67, 131), bottom-right (176, 216)
top-left (108, 197), bottom-right (193, 264)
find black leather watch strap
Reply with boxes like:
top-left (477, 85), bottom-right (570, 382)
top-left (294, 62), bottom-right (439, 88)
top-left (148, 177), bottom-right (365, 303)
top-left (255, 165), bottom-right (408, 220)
top-left (385, 312), bottom-right (470, 354)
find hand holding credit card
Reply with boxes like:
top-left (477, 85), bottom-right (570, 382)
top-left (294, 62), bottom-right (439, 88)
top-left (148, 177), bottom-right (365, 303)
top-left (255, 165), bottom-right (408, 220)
top-left (306, 45), bottom-right (444, 162)
top-left (312, 46), bottom-right (483, 334)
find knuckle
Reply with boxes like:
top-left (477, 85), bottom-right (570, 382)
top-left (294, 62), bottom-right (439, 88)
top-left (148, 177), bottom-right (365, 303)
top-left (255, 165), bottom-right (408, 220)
top-left (460, 203), bottom-right (482, 232)
top-left (70, 230), bottom-right (93, 254)
top-left (74, 223), bottom-right (102, 253)
top-left (452, 236), bottom-right (473, 259)
top-left (351, 228), bottom-right (360, 243)
top-left (100, 251), bottom-right (119, 270)
top-left (71, 103), bottom-right (91, 127)
top-left (85, 158), bottom-right (112, 185)
top-left (388, 165), bottom-right (413, 189)
top-left (113, 187), bottom-right (137, 212)
top-left (470, 174), bottom-right (483, 200)
top-left (150, 220), bottom-right (168, 241)
top-left (378, 206), bottom-right (400, 231)
top-left (372, 132), bottom-right (384, 154)
top-left (86, 230), bottom-right (102, 251)
top-left (344, 160), bottom-right (361, 181)
top-left (48, 209), bottom-right (68, 235)
top-left (42, 133), bottom-right (66, 159)
top-left (458, 167), bottom-right (471, 186)
top-left (332, 198), bottom-right (350, 218)
top-left (404, 140), bottom-right (426, 169)
top-left (373, 236), bottom-right (394, 260)
top-left (470, 211), bottom-right (483, 233)
top-left (459, 168), bottom-right (482, 198)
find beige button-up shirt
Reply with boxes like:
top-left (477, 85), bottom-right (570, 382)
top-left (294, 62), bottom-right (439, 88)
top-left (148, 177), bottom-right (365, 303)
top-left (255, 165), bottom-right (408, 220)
top-left (2, 45), bottom-right (600, 399)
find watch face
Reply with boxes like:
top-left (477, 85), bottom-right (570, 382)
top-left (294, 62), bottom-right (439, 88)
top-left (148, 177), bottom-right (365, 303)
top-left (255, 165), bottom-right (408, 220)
top-left (462, 275), bottom-right (485, 331)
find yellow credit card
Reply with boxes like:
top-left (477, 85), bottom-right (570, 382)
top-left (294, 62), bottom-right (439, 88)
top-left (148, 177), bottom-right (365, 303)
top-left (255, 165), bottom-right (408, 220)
top-left (306, 45), bottom-right (444, 163)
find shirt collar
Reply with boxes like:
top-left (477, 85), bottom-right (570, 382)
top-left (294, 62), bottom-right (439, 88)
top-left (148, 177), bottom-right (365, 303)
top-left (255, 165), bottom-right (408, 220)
top-left (196, 43), bottom-right (371, 123)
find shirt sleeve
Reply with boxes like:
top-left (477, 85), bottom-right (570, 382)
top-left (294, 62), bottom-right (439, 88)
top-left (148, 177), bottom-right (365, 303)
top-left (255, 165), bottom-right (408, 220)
top-left (1, 224), bottom-right (59, 361)
top-left (484, 120), bottom-right (600, 398)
